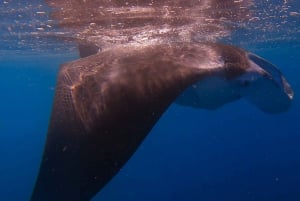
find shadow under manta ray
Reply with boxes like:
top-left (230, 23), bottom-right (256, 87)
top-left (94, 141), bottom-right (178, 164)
top-left (30, 0), bottom-right (294, 201)
top-left (31, 42), bottom-right (293, 201)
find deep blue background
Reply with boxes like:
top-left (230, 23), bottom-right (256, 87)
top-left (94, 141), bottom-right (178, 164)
top-left (0, 43), bottom-right (299, 201)
top-left (1, 1), bottom-right (299, 201)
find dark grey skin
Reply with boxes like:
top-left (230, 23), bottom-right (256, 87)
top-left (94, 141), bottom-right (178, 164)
top-left (30, 0), bottom-right (294, 201)
top-left (31, 42), bottom-right (293, 201)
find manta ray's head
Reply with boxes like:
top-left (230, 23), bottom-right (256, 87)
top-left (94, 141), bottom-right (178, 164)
top-left (231, 52), bottom-right (294, 113)
top-left (176, 44), bottom-right (293, 113)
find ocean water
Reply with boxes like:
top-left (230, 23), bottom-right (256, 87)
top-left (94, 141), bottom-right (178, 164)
top-left (0, 1), bottom-right (300, 201)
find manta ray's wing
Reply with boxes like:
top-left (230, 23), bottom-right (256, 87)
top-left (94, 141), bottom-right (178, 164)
top-left (30, 44), bottom-right (217, 201)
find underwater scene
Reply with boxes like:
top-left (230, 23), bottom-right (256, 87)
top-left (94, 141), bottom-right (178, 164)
top-left (0, 0), bottom-right (300, 201)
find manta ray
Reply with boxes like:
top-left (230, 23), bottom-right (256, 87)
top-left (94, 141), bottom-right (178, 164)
top-left (31, 1), bottom-right (293, 201)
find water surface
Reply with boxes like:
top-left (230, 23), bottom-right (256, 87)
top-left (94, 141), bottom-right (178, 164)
top-left (0, 0), bottom-right (299, 201)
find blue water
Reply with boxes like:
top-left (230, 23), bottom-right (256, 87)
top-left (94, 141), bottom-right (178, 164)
top-left (1, 1), bottom-right (300, 201)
